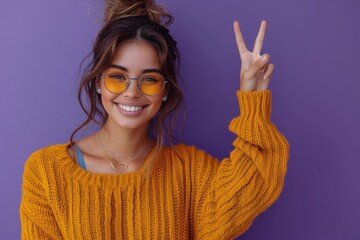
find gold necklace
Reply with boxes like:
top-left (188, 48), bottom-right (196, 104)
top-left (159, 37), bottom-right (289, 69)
top-left (96, 132), bottom-right (149, 172)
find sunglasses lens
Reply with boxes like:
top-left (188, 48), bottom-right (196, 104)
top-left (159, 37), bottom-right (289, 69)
top-left (103, 72), bottom-right (127, 93)
top-left (140, 73), bottom-right (164, 95)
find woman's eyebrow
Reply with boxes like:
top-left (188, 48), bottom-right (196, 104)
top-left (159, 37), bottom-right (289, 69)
top-left (109, 64), bottom-right (162, 74)
top-left (109, 64), bottom-right (128, 71)
top-left (142, 69), bottom-right (162, 74)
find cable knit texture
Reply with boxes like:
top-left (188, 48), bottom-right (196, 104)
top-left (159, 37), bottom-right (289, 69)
top-left (20, 90), bottom-right (289, 239)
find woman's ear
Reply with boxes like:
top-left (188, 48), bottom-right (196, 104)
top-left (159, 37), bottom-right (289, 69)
top-left (96, 78), bottom-right (102, 94)
top-left (162, 87), bottom-right (168, 102)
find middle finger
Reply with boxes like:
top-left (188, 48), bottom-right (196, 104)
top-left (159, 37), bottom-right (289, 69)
top-left (253, 20), bottom-right (267, 54)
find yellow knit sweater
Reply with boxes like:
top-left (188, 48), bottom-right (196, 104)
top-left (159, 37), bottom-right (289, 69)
top-left (20, 91), bottom-right (289, 239)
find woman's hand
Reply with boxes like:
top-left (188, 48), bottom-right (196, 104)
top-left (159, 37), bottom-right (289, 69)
top-left (233, 20), bottom-right (274, 92)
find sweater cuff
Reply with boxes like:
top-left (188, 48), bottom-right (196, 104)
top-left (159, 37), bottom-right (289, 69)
top-left (237, 90), bottom-right (272, 121)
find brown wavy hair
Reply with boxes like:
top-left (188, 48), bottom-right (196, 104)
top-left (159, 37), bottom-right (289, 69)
top-left (70, 0), bottom-right (184, 150)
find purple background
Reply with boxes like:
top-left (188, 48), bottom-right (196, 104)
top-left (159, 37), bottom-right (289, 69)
top-left (1, 0), bottom-right (359, 239)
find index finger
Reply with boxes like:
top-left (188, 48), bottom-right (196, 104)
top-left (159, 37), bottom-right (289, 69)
top-left (233, 20), bottom-right (249, 57)
top-left (253, 20), bottom-right (267, 54)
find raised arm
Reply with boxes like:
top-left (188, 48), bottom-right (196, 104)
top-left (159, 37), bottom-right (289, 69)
top-left (194, 21), bottom-right (289, 239)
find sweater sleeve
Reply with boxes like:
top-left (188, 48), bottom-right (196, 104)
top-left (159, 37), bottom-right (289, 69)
top-left (20, 149), bottom-right (63, 240)
top-left (194, 90), bottom-right (289, 239)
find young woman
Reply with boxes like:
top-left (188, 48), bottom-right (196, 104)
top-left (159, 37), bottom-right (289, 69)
top-left (20, 0), bottom-right (289, 239)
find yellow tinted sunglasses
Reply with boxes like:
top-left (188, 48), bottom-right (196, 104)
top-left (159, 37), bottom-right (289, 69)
top-left (100, 69), bottom-right (167, 96)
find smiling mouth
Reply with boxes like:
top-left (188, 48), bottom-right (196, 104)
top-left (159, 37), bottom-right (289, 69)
top-left (116, 104), bottom-right (148, 112)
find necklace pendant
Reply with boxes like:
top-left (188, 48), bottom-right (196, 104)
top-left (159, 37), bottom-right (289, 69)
top-left (113, 161), bottom-right (128, 172)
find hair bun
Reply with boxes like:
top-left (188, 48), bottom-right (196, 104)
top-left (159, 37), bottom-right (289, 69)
top-left (104, 0), bottom-right (173, 26)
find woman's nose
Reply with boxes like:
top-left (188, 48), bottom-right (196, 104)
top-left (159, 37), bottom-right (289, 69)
top-left (123, 79), bottom-right (141, 98)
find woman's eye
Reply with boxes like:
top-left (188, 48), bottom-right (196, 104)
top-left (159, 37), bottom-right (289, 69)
top-left (142, 77), bottom-right (159, 83)
top-left (110, 74), bottom-right (126, 80)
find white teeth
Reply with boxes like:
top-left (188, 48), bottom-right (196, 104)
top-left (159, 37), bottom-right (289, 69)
top-left (118, 104), bottom-right (144, 112)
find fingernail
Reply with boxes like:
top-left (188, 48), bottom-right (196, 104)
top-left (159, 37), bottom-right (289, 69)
top-left (261, 55), bottom-right (268, 62)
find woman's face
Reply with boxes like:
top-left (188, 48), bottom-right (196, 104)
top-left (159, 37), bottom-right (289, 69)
top-left (99, 40), bottom-right (165, 132)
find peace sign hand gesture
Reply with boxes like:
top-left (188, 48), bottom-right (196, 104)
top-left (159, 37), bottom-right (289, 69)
top-left (233, 20), bottom-right (274, 92)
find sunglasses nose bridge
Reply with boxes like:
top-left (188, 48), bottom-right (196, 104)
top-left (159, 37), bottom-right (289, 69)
top-left (126, 77), bottom-right (142, 90)
top-left (124, 78), bottom-right (142, 96)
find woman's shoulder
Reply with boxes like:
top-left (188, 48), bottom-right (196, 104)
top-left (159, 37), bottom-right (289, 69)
top-left (162, 143), bottom-right (220, 166)
top-left (28, 142), bottom-right (69, 158)
top-left (162, 143), bottom-right (199, 156)
top-left (22, 143), bottom-right (70, 183)
top-left (25, 143), bottom-right (70, 169)
top-left (160, 143), bottom-right (220, 182)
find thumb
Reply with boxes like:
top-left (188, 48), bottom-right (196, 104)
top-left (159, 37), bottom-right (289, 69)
top-left (244, 54), bottom-right (270, 79)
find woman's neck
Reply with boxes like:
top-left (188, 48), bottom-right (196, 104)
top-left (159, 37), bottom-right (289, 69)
top-left (99, 122), bottom-right (151, 155)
